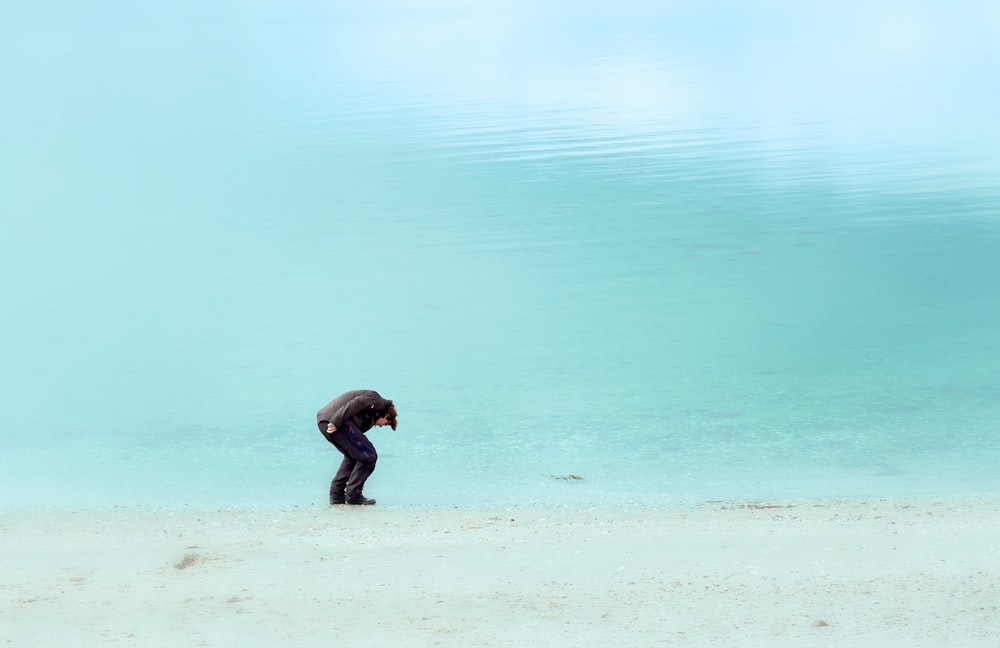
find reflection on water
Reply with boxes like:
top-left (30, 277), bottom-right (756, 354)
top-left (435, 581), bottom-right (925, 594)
top-left (2, 1), bottom-right (1000, 507)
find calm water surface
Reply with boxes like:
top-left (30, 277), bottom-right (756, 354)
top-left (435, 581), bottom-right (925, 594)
top-left (2, 1), bottom-right (999, 507)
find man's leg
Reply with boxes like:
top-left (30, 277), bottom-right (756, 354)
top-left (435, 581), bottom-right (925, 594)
top-left (321, 420), bottom-right (356, 505)
top-left (332, 422), bottom-right (378, 504)
top-left (329, 456), bottom-right (355, 504)
top-left (345, 457), bottom-right (377, 503)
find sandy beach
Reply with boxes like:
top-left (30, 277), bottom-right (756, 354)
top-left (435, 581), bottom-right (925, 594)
top-left (2, 499), bottom-right (999, 647)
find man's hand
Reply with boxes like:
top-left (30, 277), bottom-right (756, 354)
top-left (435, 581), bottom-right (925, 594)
top-left (326, 424), bottom-right (336, 434)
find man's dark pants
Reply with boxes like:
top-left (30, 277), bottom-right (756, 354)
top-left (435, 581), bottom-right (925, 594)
top-left (318, 421), bottom-right (377, 503)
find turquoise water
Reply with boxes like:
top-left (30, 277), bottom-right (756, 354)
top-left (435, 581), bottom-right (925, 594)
top-left (3, 1), bottom-right (1000, 508)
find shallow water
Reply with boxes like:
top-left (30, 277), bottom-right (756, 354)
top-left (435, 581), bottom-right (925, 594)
top-left (2, 1), bottom-right (1000, 508)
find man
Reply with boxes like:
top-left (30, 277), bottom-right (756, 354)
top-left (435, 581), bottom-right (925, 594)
top-left (316, 389), bottom-right (398, 506)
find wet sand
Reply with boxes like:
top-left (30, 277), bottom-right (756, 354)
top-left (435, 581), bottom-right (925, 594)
top-left (2, 499), bottom-right (999, 646)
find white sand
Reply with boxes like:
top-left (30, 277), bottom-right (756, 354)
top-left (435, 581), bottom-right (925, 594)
top-left (2, 499), bottom-right (999, 647)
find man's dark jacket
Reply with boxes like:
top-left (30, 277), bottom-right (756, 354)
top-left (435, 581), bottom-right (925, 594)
top-left (316, 390), bottom-right (392, 443)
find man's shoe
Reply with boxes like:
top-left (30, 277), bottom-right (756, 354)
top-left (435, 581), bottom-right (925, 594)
top-left (346, 496), bottom-right (376, 506)
top-left (330, 498), bottom-right (346, 505)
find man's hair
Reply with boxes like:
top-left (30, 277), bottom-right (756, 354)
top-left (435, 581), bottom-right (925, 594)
top-left (382, 402), bottom-right (398, 430)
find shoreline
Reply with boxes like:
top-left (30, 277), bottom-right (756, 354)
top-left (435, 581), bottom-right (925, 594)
top-left (5, 490), bottom-right (1000, 512)
top-left (3, 498), bottom-right (999, 646)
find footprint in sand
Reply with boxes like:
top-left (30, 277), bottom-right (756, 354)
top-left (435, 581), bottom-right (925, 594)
top-left (174, 553), bottom-right (201, 570)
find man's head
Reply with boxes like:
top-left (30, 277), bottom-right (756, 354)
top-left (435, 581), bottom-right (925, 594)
top-left (375, 402), bottom-right (398, 430)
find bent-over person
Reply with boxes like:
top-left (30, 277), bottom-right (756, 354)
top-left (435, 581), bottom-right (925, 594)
top-left (316, 389), bottom-right (398, 505)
